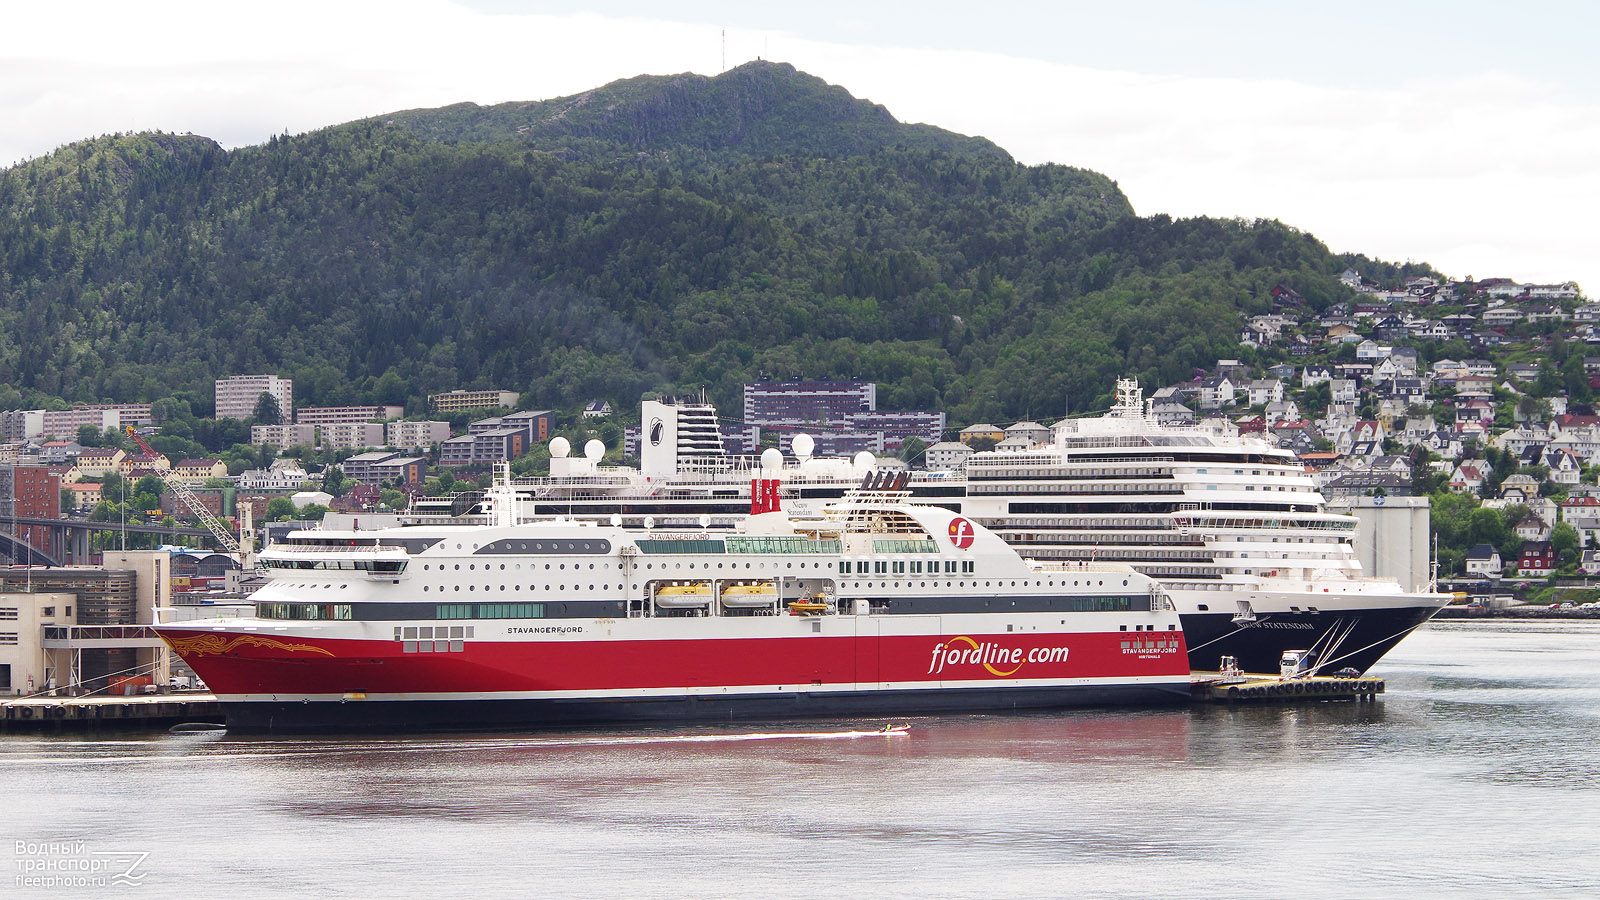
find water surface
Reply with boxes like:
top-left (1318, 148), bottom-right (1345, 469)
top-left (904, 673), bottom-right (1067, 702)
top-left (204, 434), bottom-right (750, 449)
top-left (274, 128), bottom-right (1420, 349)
top-left (6, 621), bottom-right (1598, 898)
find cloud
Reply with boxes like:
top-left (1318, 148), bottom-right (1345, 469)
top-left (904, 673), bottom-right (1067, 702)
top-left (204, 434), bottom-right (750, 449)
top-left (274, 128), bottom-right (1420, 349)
top-left (3, 0), bottom-right (1594, 292)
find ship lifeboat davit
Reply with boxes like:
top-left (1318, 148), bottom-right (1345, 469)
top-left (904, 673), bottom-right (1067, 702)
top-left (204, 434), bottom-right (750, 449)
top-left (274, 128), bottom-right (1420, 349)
top-left (719, 581), bottom-right (778, 608)
top-left (654, 582), bottom-right (713, 608)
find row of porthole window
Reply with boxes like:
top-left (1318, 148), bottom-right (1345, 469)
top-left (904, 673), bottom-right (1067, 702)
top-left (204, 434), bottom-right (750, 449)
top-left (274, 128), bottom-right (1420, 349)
top-left (422, 584), bottom-right (614, 593)
top-left (640, 561), bottom-right (824, 570)
top-left (422, 562), bottom-right (612, 571)
top-left (849, 579), bottom-right (1122, 589)
top-left (844, 582), bottom-right (1120, 589)
top-left (452, 541), bottom-right (600, 551)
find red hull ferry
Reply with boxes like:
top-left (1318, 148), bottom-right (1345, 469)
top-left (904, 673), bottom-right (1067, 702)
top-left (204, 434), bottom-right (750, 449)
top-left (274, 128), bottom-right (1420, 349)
top-left (157, 479), bottom-right (1190, 732)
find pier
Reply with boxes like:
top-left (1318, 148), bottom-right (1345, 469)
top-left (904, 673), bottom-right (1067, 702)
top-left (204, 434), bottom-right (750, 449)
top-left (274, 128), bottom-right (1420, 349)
top-left (0, 694), bottom-right (223, 732)
top-left (1190, 673), bottom-right (1384, 703)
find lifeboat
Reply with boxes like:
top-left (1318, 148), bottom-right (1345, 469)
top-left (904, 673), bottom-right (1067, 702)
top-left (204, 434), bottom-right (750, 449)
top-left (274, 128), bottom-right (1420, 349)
top-left (654, 582), bottom-right (713, 608)
top-left (719, 581), bottom-right (778, 608)
top-left (787, 594), bottom-right (830, 615)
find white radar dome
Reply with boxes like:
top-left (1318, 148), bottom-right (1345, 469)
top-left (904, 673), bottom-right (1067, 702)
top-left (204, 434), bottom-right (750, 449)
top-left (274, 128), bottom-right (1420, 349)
top-left (760, 448), bottom-right (783, 470)
top-left (584, 439), bottom-right (605, 461)
top-left (792, 433), bottom-right (815, 459)
top-left (549, 436), bottom-right (571, 458)
top-left (852, 451), bottom-right (875, 469)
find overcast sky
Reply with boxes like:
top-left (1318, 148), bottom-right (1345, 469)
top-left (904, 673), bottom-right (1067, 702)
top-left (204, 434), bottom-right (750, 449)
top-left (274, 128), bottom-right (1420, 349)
top-left (5, 0), bottom-right (1596, 292)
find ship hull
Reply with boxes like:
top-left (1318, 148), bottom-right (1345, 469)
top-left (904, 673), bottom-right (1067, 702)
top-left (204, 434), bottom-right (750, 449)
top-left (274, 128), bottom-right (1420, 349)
top-left (1179, 603), bottom-right (1442, 675)
top-left (217, 683), bottom-right (1190, 734)
top-left (159, 620), bottom-right (1191, 734)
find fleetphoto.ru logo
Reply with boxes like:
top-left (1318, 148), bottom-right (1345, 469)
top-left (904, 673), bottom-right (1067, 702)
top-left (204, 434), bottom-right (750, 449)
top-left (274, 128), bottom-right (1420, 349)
top-left (13, 841), bottom-right (150, 889)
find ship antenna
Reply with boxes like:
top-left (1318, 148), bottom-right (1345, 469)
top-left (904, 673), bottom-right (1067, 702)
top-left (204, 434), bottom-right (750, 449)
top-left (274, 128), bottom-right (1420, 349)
top-left (1113, 378), bottom-right (1143, 419)
top-left (1430, 531), bottom-right (1439, 592)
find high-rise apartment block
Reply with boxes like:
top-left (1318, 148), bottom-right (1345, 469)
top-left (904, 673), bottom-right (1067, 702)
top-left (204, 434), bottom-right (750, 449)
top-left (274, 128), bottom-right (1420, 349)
top-left (428, 390), bottom-right (519, 413)
top-left (216, 375), bottom-right (293, 421)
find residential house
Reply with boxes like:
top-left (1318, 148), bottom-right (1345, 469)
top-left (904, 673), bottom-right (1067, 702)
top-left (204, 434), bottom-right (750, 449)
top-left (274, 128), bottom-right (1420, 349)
top-left (1528, 282), bottom-right (1581, 300)
top-left (1507, 361), bottom-right (1543, 383)
top-left (1247, 379), bottom-right (1283, 407)
top-left (1424, 431), bottom-right (1465, 460)
top-left (1431, 359), bottom-right (1469, 383)
top-left (1302, 365), bottom-right (1333, 387)
top-left (1322, 471), bottom-right (1411, 498)
top-left (1499, 474), bottom-right (1541, 502)
top-left (923, 441), bottom-right (974, 471)
top-left (1515, 515), bottom-right (1552, 542)
top-left (1381, 377), bottom-right (1426, 403)
top-left (1546, 449), bottom-right (1583, 486)
top-left (958, 424), bottom-right (1004, 446)
top-left (1150, 401), bottom-right (1197, 427)
top-left (1561, 496), bottom-right (1600, 546)
top-left (1004, 421), bottom-right (1051, 447)
top-left (1401, 416), bottom-right (1436, 444)
top-left (1448, 463), bottom-right (1485, 493)
top-left (69, 448), bottom-right (126, 479)
top-left (171, 458), bottom-right (228, 484)
top-left (1410, 320), bottom-right (1453, 341)
top-left (1198, 377), bottom-right (1237, 410)
top-left (1495, 424), bottom-right (1548, 456)
top-left (1366, 455), bottom-right (1413, 477)
top-left (1550, 414), bottom-right (1600, 437)
top-left (1264, 399), bottom-right (1301, 424)
top-left (37, 438), bottom-right (84, 461)
top-left (1355, 339), bottom-right (1390, 360)
top-left (1481, 306), bottom-right (1525, 327)
top-left (1465, 544), bottom-right (1503, 579)
top-left (1517, 541), bottom-right (1557, 577)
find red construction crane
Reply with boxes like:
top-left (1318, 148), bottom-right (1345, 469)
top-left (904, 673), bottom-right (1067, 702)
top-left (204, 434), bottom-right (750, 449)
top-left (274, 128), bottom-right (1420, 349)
top-left (124, 426), bottom-right (241, 556)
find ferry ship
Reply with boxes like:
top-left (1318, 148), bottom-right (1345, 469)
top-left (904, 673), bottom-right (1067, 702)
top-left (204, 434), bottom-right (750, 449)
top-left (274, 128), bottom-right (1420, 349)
top-left (157, 477), bottom-right (1191, 732)
top-left (429, 382), bottom-right (1446, 676)
top-left (960, 380), bottom-right (1448, 675)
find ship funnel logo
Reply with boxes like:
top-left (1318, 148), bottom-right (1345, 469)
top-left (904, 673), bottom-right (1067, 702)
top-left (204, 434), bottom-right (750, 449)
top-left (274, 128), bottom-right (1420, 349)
top-left (947, 517), bottom-right (975, 549)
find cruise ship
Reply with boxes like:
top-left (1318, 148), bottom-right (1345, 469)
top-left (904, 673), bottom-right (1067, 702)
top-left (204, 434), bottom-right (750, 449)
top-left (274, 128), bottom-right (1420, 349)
top-left (157, 476), bottom-right (1190, 732)
top-left (412, 383), bottom-right (1448, 676)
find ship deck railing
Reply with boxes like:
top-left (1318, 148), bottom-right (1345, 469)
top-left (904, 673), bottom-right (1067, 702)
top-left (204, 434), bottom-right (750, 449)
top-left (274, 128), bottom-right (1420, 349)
top-left (260, 544), bottom-right (408, 555)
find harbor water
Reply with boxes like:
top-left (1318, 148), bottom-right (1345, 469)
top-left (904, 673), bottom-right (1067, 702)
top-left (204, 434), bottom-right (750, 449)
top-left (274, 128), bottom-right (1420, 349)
top-left (6, 621), bottom-right (1599, 898)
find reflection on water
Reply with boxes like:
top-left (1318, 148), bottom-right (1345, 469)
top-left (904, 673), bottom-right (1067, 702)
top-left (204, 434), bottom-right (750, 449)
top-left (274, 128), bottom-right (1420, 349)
top-left (6, 622), bottom-right (1600, 899)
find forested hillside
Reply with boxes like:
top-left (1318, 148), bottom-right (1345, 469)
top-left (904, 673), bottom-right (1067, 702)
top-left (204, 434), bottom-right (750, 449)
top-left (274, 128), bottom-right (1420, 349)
top-left (0, 61), bottom-right (1408, 424)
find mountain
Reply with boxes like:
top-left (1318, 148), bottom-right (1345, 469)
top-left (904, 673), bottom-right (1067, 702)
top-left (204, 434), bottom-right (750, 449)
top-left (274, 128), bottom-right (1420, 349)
top-left (372, 61), bottom-right (1013, 163)
top-left (0, 62), bottom-right (1426, 439)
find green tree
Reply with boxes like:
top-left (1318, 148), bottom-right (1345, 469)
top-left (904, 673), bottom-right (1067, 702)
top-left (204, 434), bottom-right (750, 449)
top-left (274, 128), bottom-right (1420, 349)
top-left (252, 392), bottom-right (282, 425)
top-left (1552, 521), bottom-right (1581, 569)
top-left (265, 497), bottom-right (298, 521)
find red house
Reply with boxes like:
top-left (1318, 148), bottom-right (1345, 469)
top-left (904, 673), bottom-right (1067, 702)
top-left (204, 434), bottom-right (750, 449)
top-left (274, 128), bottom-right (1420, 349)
top-left (1517, 541), bottom-right (1556, 577)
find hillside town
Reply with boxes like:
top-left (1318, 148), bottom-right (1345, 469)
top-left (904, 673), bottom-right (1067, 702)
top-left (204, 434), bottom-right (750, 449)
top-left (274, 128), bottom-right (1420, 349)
top-left (0, 272), bottom-right (1592, 593)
